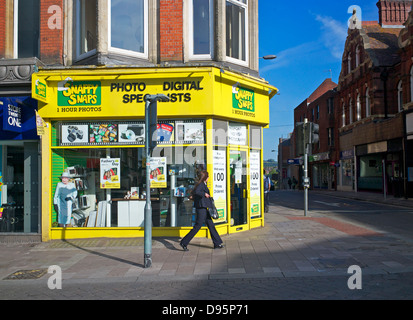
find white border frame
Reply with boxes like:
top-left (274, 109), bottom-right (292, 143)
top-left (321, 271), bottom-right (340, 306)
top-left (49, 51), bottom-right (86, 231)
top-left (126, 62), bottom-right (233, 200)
top-left (108, 0), bottom-right (148, 59)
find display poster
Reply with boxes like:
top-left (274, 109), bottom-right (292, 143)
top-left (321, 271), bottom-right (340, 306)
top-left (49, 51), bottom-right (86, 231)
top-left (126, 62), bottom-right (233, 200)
top-left (61, 124), bottom-right (89, 144)
top-left (100, 158), bottom-right (121, 189)
top-left (249, 151), bottom-right (261, 218)
top-left (118, 123), bottom-right (145, 144)
top-left (175, 121), bottom-right (204, 143)
top-left (212, 150), bottom-right (227, 223)
top-left (228, 123), bottom-right (247, 145)
top-left (149, 157), bottom-right (167, 188)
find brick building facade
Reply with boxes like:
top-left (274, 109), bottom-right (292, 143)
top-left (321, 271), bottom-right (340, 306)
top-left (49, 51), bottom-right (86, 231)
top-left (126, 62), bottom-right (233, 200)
top-left (284, 0), bottom-right (413, 198)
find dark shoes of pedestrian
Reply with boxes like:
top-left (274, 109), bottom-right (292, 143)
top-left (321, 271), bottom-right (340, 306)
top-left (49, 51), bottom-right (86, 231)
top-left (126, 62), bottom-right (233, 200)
top-left (214, 244), bottom-right (224, 249)
top-left (180, 242), bottom-right (189, 251)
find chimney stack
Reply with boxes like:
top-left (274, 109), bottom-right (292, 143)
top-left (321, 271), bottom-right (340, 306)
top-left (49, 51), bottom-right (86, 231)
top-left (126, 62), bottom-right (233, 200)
top-left (377, 0), bottom-right (413, 27)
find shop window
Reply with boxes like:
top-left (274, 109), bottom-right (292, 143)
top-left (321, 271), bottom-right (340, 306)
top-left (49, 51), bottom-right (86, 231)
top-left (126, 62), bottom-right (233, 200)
top-left (249, 125), bottom-right (261, 149)
top-left (189, 0), bottom-right (214, 59)
top-left (14, 0), bottom-right (40, 58)
top-left (213, 119), bottom-right (228, 146)
top-left (226, 0), bottom-right (248, 65)
top-left (109, 0), bottom-right (148, 58)
top-left (51, 146), bottom-right (206, 228)
top-left (74, 0), bottom-right (97, 59)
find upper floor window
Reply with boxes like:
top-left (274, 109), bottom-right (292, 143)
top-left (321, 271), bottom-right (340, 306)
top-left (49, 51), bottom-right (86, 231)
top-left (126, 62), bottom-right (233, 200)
top-left (347, 53), bottom-right (352, 74)
top-left (189, 0), bottom-right (214, 59)
top-left (226, 0), bottom-right (248, 65)
top-left (356, 94), bottom-right (361, 121)
top-left (109, 0), bottom-right (148, 58)
top-left (355, 45), bottom-right (361, 68)
top-left (410, 66), bottom-right (413, 103)
top-left (327, 97), bottom-right (334, 115)
top-left (327, 128), bottom-right (334, 147)
top-left (342, 103), bottom-right (346, 127)
top-left (14, 0), bottom-right (40, 58)
top-left (349, 98), bottom-right (353, 124)
top-left (397, 81), bottom-right (403, 112)
top-left (366, 88), bottom-right (371, 117)
top-left (75, 0), bottom-right (97, 59)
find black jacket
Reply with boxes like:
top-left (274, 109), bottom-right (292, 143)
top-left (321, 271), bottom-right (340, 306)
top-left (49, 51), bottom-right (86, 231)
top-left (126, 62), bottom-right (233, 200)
top-left (193, 182), bottom-right (212, 209)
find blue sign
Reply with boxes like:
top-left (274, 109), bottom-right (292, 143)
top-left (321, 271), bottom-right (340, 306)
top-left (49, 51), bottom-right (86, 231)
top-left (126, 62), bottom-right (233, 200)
top-left (0, 96), bottom-right (39, 140)
top-left (287, 158), bottom-right (302, 165)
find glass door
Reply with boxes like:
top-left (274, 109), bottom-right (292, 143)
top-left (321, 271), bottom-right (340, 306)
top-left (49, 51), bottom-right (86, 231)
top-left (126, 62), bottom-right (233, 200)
top-left (229, 149), bottom-right (248, 231)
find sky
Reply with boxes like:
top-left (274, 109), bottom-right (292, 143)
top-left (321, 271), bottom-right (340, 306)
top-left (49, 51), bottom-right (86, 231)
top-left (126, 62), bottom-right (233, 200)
top-left (258, 0), bottom-right (380, 161)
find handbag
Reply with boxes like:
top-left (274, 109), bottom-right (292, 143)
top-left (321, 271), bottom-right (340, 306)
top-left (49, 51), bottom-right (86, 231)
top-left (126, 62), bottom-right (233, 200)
top-left (207, 197), bottom-right (219, 220)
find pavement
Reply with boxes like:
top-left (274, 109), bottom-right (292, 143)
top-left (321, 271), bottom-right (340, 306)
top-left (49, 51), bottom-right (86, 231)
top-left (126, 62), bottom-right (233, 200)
top-left (1, 190), bottom-right (413, 301)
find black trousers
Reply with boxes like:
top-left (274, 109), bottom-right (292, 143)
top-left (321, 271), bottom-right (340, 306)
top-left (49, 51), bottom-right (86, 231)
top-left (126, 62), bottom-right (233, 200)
top-left (181, 208), bottom-right (223, 246)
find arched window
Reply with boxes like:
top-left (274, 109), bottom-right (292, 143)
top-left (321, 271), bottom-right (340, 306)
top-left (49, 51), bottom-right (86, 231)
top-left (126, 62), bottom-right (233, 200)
top-left (349, 98), bottom-right (353, 124)
top-left (347, 53), bottom-right (352, 74)
top-left (366, 88), bottom-right (371, 117)
top-left (398, 81), bottom-right (403, 112)
top-left (342, 103), bottom-right (346, 127)
top-left (356, 45), bottom-right (361, 67)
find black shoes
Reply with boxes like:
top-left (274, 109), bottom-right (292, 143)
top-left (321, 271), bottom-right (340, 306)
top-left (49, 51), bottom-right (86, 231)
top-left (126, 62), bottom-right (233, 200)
top-left (180, 242), bottom-right (224, 251)
top-left (180, 242), bottom-right (189, 251)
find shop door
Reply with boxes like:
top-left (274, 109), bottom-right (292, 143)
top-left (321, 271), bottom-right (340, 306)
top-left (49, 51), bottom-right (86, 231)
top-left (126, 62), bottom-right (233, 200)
top-left (229, 149), bottom-right (248, 231)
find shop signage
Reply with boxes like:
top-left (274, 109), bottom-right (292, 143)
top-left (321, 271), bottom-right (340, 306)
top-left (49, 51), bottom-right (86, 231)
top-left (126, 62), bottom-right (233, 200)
top-left (249, 151), bottom-right (261, 218)
top-left (100, 158), bottom-right (121, 189)
top-left (34, 79), bottom-right (47, 103)
top-left (3, 102), bottom-right (22, 133)
top-left (57, 79), bottom-right (101, 108)
top-left (212, 150), bottom-right (227, 223)
top-left (232, 84), bottom-right (255, 118)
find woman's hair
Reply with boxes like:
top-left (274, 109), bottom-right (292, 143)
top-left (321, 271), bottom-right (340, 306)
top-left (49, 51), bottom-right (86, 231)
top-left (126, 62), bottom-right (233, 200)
top-left (192, 170), bottom-right (209, 195)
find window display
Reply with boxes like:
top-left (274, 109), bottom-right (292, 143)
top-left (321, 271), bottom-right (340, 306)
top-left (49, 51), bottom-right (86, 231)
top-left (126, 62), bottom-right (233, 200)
top-left (51, 145), bottom-right (206, 228)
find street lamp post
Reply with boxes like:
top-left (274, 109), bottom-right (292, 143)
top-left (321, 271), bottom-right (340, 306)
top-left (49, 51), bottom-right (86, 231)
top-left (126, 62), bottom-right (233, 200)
top-left (143, 93), bottom-right (170, 268)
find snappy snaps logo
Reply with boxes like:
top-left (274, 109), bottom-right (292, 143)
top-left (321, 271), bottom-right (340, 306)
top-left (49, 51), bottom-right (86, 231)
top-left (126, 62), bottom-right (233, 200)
top-left (232, 84), bottom-right (255, 113)
top-left (57, 78), bottom-right (101, 107)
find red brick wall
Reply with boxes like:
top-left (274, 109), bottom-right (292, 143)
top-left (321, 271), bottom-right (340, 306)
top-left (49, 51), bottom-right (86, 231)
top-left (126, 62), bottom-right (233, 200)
top-left (160, 0), bottom-right (183, 62)
top-left (0, 0), bottom-right (6, 58)
top-left (39, 0), bottom-right (64, 64)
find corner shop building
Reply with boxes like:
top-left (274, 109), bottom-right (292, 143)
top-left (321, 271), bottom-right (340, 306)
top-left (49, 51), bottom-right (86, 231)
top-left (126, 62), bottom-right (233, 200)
top-left (32, 66), bottom-right (277, 241)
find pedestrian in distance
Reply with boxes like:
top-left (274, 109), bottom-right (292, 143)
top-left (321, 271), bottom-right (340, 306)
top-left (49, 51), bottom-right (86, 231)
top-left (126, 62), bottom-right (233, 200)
top-left (288, 177), bottom-right (292, 189)
top-left (264, 170), bottom-right (271, 213)
top-left (180, 170), bottom-right (224, 251)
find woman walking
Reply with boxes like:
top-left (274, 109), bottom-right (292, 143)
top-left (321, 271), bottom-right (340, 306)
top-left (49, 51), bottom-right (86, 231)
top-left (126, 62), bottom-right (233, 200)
top-left (180, 171), bottom-right (224, 251)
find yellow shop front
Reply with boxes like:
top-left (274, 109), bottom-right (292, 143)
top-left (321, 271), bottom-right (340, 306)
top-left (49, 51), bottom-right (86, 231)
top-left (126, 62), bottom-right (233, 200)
top-left (32, 67), bottom-right (277, 241)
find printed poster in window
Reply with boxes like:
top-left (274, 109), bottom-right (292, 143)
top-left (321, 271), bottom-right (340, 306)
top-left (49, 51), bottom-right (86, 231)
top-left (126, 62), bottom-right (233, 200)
top-left (212, 150), bottom-right (227, 223)
top-left (100, 158), bottom-right (121, 189)
top-left (149, 157), bottom-right (167, 188)
top-left (250, 151), bottom-right (261, 218)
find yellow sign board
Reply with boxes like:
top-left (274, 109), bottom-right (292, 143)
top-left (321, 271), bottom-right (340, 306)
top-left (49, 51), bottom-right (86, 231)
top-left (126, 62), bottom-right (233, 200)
top-left (32, 67), bottom-right (277, 125)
